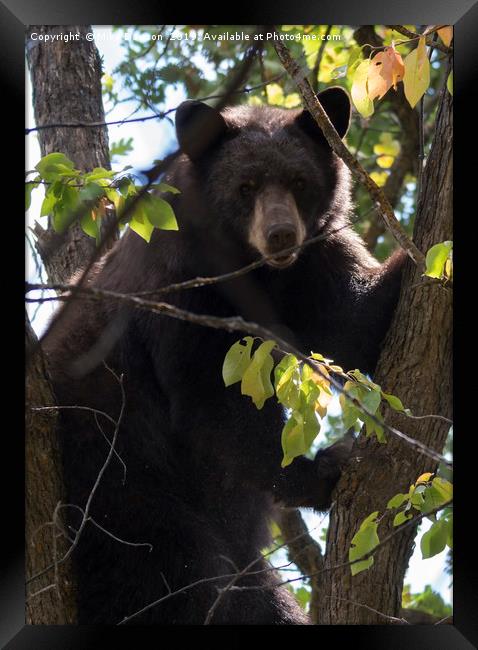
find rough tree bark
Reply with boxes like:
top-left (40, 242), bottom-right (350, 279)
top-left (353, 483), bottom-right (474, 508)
top-left (25, 314), bottom-right (76, 623)
top-left (316, 76), bottom-right (452, 625)
top-left (26, 26), bottom-right (113, 624)
top-left (26, 25), bottom-right (113, 284)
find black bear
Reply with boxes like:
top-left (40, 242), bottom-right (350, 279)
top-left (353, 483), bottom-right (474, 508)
top-left (44, 87), bottom-right (405, 624)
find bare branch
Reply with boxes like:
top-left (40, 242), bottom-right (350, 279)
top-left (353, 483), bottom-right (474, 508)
top-left (26, 280), bottom-right (452, 469)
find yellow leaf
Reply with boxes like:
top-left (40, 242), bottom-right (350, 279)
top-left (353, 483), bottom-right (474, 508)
top-left (373, 132), bottom-right (401, 157)
top-left (416, 472), bottom-right (434, 485)
top-left (376, 155), bottom-right (394, 168)
top-left (283, 93), bottom-right (302, 108)
top-left (266, 83), bottom-right (284, 105)
top-left (403, 36), bottom-right (431, 108)
top-left (367, 45), bottom-right (405, 101)
top-left (370, 171), bottom-right (388, 187)
top-left (437, 26), bottom-right (453, 47)
top-left (351, 59), bottom-right (374, 118)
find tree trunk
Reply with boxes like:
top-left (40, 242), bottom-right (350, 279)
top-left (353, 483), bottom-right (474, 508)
top-left (317, 80), bottom-right (452, 624)
top-left (26, 26), bottom-right (114, 623)
top-left (26, 25), bottom-right (114, 284)
top-left (25, 314), bottom-right (76, 623)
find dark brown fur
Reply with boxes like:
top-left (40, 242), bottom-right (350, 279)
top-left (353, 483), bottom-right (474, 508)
top-left (44, 91), bottom-right (405, 624)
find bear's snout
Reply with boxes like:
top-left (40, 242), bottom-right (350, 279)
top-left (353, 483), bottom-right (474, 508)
top-left (248, 185), bottom-right (306, 267)
top-left (266, 223), bottom-right (298, 254)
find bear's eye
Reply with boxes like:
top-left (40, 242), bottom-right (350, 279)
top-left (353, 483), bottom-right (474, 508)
top-left (239, 180), bottom-right (256, 197)
top-left (293, 178), bottom-right (306, 192)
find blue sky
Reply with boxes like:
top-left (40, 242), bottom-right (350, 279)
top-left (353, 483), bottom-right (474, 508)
top-left (25, 25), bottom-right (452, 608)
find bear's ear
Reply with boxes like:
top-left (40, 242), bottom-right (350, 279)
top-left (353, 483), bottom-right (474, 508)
top-left (175, 100), bottom-right (229, 161)
top-left (295, 86), bottom-right (351, 142)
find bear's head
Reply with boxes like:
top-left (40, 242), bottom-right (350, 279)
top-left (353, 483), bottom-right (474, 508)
top-left (175, 87), bottom-right (352, 269)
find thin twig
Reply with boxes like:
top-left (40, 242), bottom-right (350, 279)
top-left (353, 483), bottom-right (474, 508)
top-left (387, 25), bottom-right (451, 55)
top-left (118, 498), bottom-right (451, 624)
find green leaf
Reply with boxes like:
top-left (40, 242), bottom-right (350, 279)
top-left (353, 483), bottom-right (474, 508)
top-left (142, 195), bottom-right (179, 230)
top-left (222, 337), bottom-right (254, 387)
top-left (425, 241), bottom-right (453, 279)
top-left (445, 513), bottom-right (453, 549)
top-left (84, 167), bottom-right (116, 182)
top-left (359, 385), bottom-right (382, 415)
top-left (393, 510), bottom-right (413, 527)
top-left (349, 511), bottom-right (380, 576)
top-left (117, 177), bottom-right (136, 198)
top-left (110, 137), bottom-right (134, 160)
top-left (421, 519), bottom-right (448, 558)
top-left (346, 46), bottom-right (363, 79)
top-left (40, 186), bottom-right (59, 217)
top-left (275, 356), bottom-right (301, 410)
top-left (35, 153), bottom-right (76, 182)
top-left (25, 181), bottom-right (38, 211)
top-left (362, 412), bottom-right (386, 442)
top-left (387, 493), bottom-right (408, 509)
top-left (241, 340), bottom-right (276, 410)
top-left (155, 182), bottom-right (181, 195)
top-left (281, 411), bottom-right (304, 468)
top-left (351, 59), bottom-right (374, 118)
top-left (293, 586), bottom-right (311, 611)
top-left (129, 209), bottom-right (154, 242)
top-left (78, 182), bottom-right (105, 203)
top-left (381, 391), bottom-right (407, 413)
top-left (421, 478), bottom-right (453, 515)
top-left (431, 477), bottom-right (453, 503)
top-left (446, 71), bottom-right (453, 96)
top-left (80, 210), bottom-right (100, 240)
top-left (281, 404), bottom-right (319, 468)
top-left (51, 185), bottom-right (80, 233)
top-left (403, 36), bottom-right (431, 108)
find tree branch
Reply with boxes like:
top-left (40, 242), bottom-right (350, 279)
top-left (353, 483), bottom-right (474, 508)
top-left (272, 34), bottom-right (425, 268)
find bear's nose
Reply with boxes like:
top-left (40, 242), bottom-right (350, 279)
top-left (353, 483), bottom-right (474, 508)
top-left (266, 224), bottom-right (297, 253)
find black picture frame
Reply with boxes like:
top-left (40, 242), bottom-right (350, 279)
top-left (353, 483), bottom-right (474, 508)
top-left (4, 1), bottom-right (477, 647)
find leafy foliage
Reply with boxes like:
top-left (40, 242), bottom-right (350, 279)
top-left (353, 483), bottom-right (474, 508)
top-left (349, 473), bottom-right (453, 576)
top-left (402, 584), bottom-right (452, 619)
top-left (26, 153), bottom-right (179, 243)
top-left (223, 339), bottom-right (414, 468)
top-left (349, 29), bottom-right (451, 117)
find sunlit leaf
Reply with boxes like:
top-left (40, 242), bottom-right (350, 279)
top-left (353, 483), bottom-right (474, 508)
top-left (349, 511), bottom-right (380, 576)
top-left (446, 71), bottom-right (453, 96)
top-left (351, 59), bottom-right (374, 118)
top-left (222, 337), bottom-right (254, 387)
top-left (421, 519), bottom-right (448, 558)
top-left (403, 36), bottom-right (430, 108)
top-left (241, 340), bottom-right (276, 410)
top-left (425, 241), bottom-right (453, 279)
top-left (367, 45), bottom-right (405, 101)
top-left (142, 195), bottom-right (178, 230)
top-left (437, 26), bottom-right (453, 47)
top-left (393, 510), bottom-right (413, 526)
top-left (387, 493), bottom-right (408, 509)
top-left (376, 155), bottom-right (394, 168)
